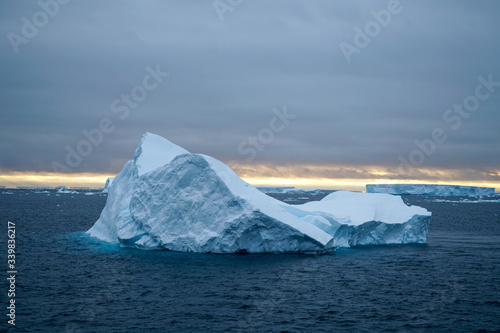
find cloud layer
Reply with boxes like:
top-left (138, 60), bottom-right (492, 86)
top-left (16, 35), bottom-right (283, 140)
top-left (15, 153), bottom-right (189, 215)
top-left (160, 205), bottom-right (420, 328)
top-left (1, 0), bottom-right (499, 185)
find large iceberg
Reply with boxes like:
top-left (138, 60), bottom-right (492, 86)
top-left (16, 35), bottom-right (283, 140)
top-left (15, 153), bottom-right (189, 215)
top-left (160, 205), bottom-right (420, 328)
top-left (88, 133), bottom-right (431, 253)
top-left (366, 184), bottom-right (495, 197)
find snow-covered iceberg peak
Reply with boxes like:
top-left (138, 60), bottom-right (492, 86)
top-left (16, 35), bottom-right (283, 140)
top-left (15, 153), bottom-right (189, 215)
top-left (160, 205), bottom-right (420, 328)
top-left (133, 132), bottom-right (189, 176)
top-left (88, 132), bottom-right (431, 253)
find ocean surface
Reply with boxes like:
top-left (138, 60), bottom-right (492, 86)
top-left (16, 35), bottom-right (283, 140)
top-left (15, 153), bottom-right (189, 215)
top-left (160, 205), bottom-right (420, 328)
top-left (1, 191), bottom-right (499, 332)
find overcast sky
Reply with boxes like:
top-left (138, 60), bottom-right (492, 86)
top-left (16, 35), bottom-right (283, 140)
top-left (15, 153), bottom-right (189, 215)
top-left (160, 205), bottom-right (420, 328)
top-left (1, 0), bottom-right (499, 186)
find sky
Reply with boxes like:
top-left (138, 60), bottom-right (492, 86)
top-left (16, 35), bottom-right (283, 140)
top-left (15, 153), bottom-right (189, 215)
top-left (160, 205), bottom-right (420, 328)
top-left (1, 0), bottom-right (500, 190)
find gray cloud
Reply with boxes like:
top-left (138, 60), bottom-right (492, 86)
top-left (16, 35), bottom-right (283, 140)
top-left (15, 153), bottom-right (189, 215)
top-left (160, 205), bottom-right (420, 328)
top-left (1, 0), bottom-right (499, 179)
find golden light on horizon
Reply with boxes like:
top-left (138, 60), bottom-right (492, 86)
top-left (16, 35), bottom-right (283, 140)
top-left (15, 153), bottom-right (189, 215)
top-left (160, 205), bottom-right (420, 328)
top-left (0, 172), bottom-right (115, 189)
top-left (231, 163), bottom-right (500, 191)
top-left (0, 167), bottom-right (498, 191)
top-left (240, 177), bottom-right (370, 191)
top-left (241, 177), bottom-right (500, 192)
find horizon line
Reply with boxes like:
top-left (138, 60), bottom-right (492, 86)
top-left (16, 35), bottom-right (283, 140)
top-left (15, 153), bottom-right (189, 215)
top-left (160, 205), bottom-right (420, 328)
top-left (0, 171), bottom-right (498, 192)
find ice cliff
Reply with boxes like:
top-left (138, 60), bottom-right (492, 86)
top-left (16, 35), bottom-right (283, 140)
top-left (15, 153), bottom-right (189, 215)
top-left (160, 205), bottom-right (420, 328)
top-left (88, 133), bottom-right (431, 253)
top-left (366, 184), bottom-right (495, 197)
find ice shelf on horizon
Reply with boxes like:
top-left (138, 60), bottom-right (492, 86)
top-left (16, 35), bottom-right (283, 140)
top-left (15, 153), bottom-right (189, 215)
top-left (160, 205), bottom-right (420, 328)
top-left (366, 184), bottom-right (495, 197)
top-left (87, 132), bottom-right (431, 254)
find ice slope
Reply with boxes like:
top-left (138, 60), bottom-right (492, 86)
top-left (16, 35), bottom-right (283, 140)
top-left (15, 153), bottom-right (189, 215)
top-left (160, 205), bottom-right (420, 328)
top-left (366, 184), bottom-right (495, 197)
top-left (88, 133), bottom-right (431, 253)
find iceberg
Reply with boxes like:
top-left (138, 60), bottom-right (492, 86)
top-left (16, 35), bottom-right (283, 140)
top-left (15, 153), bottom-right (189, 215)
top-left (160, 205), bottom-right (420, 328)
top-left (293, 191), bottom-right (430, 247)
top-left (56, 186), bottom-right (79, 194)
top-left (257, 187), bottom-right (323, 194)
top-left (257, 186), bottom-right (295, 194)
top-left (366, 184), bottom-right (495, 197)
top-left (88, 133), bottom-right (431, 253)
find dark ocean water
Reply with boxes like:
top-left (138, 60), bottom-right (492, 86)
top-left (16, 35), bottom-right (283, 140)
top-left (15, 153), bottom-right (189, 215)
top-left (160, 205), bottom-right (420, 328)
top-left (1, 191), bottom-right (500, 333)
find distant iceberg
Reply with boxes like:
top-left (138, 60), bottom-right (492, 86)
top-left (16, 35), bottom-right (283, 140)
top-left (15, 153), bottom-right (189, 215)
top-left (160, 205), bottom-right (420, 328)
top-left (257, 187), bottom-right (323, 194)
top-left (87, 133), bottom-right (431, 253)
top-left (102, 177), bottom-right (114, 193)
top-left (56, 186), bottom-right (79, 194)
top-left (366, 184), bottom-right (495, 197)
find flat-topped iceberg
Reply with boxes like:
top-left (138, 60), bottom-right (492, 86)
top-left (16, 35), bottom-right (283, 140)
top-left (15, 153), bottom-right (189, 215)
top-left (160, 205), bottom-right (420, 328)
top-left (366, 184), bottom-right (495, 197)
top-left (88, 133), bottom-right (431, 253)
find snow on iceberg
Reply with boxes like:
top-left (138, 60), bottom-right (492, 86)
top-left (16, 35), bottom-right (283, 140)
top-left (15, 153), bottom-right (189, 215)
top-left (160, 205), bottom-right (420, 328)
top-left (87, 133), bottom-right (431, 253)
top-left (366, 184), bottom-right (495, 197)
top-left (292, 191), bottom-right (430, 247)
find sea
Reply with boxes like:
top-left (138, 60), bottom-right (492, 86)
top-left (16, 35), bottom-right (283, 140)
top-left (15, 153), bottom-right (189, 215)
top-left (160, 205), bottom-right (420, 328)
top-left (1, 190), bottom-right (499, 332)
